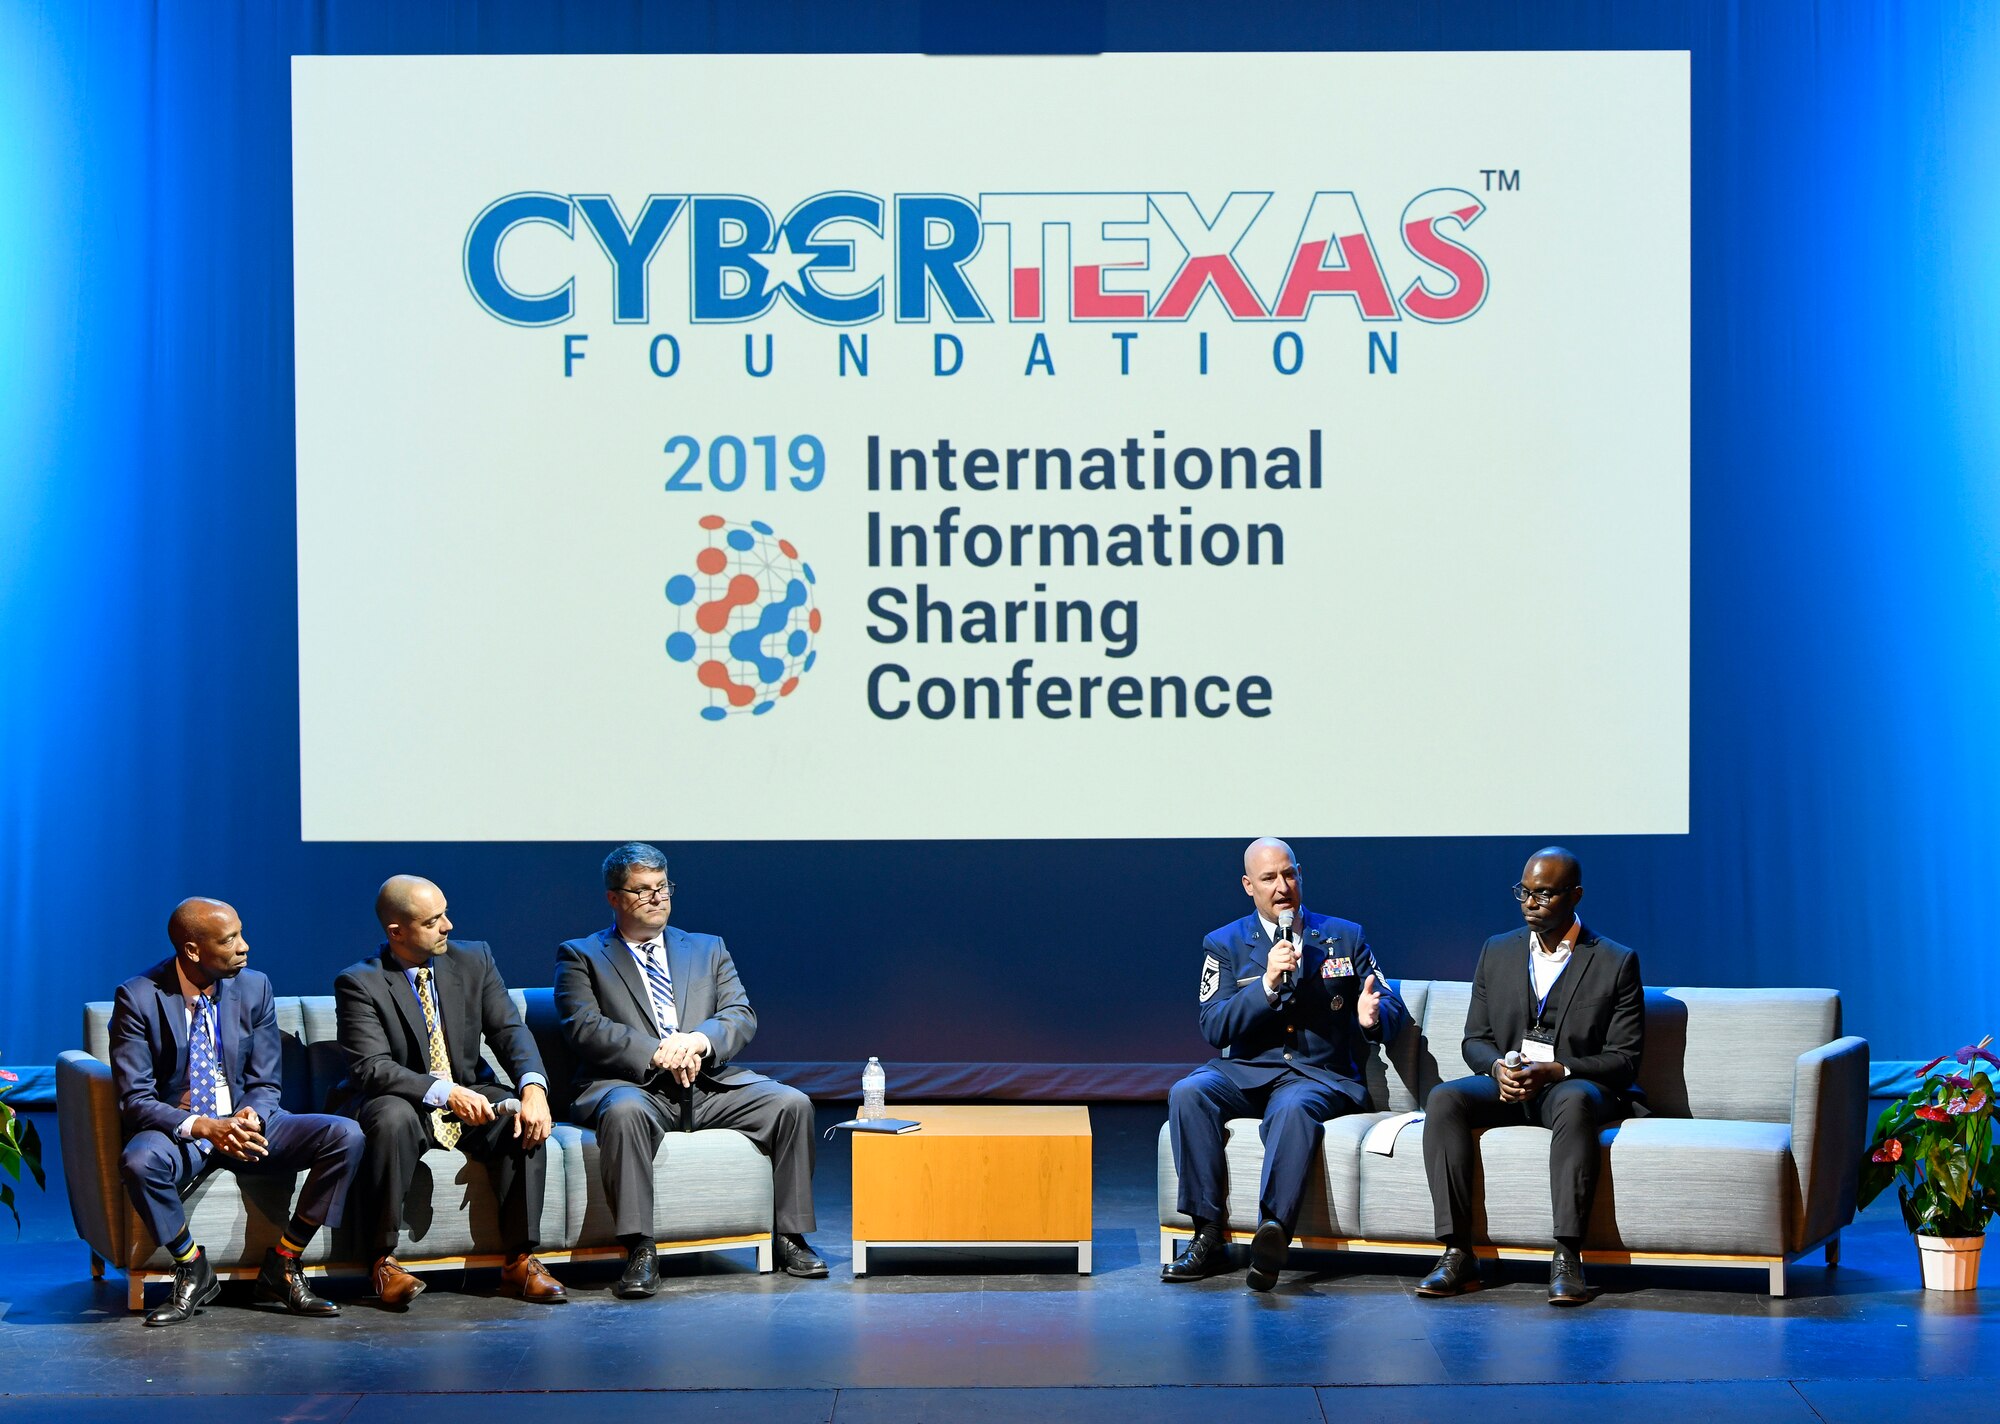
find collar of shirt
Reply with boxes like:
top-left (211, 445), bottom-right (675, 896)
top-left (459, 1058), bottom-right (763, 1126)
top-left (173, 957), bottom-right (216, 1014)
top-left (623, 933), bottom-right (665, 960)
top-left (1530, 918), bottom-right (1584, 960)
top-left (1258, 909), bottom-right (1305, 944)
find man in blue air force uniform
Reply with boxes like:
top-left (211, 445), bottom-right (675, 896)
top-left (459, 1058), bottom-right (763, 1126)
top-left (1164, 838), bottom-right (1410, 1290)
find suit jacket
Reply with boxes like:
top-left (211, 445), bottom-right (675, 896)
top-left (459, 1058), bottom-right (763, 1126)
top-left (555, 924), bottom-right (763, 1121)
top-left (1197, 908), bottom-right (1411, 1104)
top-left (108, 958), bottom-right (284, 1140)
top-left (333, 941), bottom-right (545, 1107)
top-left (1461, 924), bottom-right (1646, 1098)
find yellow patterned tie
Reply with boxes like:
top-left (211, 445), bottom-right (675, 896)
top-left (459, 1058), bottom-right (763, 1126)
top-left (415, 966), bottom-right (461, 1149)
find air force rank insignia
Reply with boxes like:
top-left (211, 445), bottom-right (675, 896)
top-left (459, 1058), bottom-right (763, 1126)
top-left (1199, 954), bottom-right (1222, 1003)
top-left (1323, 957), bottom-right (1354, 979)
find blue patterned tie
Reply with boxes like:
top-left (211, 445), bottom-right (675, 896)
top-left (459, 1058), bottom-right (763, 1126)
top-left (188, 995), bottom-right (220, 1155)
top-left (641, 944), bottom-right (677, 1035)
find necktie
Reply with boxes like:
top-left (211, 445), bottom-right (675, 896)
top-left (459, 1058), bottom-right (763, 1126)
top-left (188, 995), bottom-right (220, 1155)
top-left (641, 944), bottom-right (677, 1036)
top-left (415, 967), bottom-right (461, 1149)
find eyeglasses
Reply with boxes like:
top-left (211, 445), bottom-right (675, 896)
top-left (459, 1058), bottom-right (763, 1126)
top-left (616, 882), bottom-right (674, 904)
top-left (1511, 883), bottom-right (1572, 906)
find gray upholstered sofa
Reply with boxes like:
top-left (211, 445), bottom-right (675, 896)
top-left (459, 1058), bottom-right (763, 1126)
top-left (1158, 982), bottom-right (1870, 1295)
top-left (57, 987), bottom-right (775, 1310)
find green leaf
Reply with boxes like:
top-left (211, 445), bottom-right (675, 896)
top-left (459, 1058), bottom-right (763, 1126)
top-left (1937, 1150), bottom-right (1973, 1208)
top-left (0, 1181), bottom-right (16, 1234)
top-left (20, 1118), bottom-right (43, 1189)
top-left (0, 1142), bottom-right (20, 1180)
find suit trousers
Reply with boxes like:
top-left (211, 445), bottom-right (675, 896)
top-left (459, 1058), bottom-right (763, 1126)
top-left (1422, 1074), bottom-right (1620, 1242)
top-left (118, 1110), bottom-right (363, 1252)
top-left (592, 1076), bottom-right (817, 1239)
top-left (1168, 1064), bottom-right (1361, 1235)
top-left (354, 1085), bottom-right (546, 1255)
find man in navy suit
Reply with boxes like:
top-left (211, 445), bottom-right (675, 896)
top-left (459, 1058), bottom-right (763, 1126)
top-left (1414, 847), bottom-right (1645, 1306)
top-left (1164, 838), bottom-right (1411, 1290)
top-left (110, 897), bottom-right (363, 1326)
top-left (556, 842), bottom-right (823, 1296)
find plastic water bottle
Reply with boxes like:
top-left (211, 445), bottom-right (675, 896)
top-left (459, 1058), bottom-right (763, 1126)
top-left (862, 1057), bottom-right (887, 1120)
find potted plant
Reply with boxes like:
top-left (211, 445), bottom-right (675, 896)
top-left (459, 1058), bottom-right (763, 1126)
top-left (0, 1058), bottom-right (47, 1231)
top-left (1859, 1036), bottom-right (1998, 1289)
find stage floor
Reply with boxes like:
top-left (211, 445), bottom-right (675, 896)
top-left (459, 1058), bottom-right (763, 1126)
top-left (0, 1104), bottom-right (1992, 1422)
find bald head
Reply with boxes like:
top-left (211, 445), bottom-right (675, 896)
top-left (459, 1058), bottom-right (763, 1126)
top-left (1241, 838), bottom-right (1303, 922)
top-left (375, 875), bottom-right (440, 930)
top-left (1524, 846), bottom-right (1581, 888)
top-left (167, 896), bottom-right (248, 986)
top-left (1244, 837), bottom-right (1296, 873)
top-left (378, 875), bottom-right (453, 965)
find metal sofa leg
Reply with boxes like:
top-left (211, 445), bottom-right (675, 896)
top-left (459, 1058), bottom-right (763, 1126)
top-left (127, 1273), bottom-right (146, 1312)
top-left (1824, 1234), bottom-right (1840, 1267)
top-left (757, 1238), bottom-right (773, 1273)
top-left (1160, 1231), bottom-right (1178, 1267)
top-left (1768, 1261), bottom-right (1787, 1297)
top-left (90, 1251), bottom-right (105, 1279)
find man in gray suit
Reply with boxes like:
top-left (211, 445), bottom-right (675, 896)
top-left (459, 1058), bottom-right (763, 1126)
top-left (556, 842), bottom-right (824, 1295)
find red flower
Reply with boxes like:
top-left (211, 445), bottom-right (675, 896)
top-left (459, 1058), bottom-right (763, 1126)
top-left (1872, 1138), bottom-right (1905, 1163)
top-left (0, 1068), bottom-right (18, 1083)
top-left (1918, 1054), bottom-right (1951, 1075)
top-left (1914, 1105), bottom-right (1951, 1123)
top-left (1940, 1074), bottom-right (1975, 1091)
top-left (1957, 1045), bottom-right (2000, 1069)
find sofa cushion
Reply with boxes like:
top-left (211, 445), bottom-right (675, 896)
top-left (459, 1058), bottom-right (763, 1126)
top-left (565, 1124), bottom-right (775, 1248)
top-left (344, 1127), bottom-right (572, 1261)
top-left (127, 1169), bottom-right (340, 1271)
top-left (1369, 979), bottom-right (1430, 1113)
top-left (1156, 1114), bottom-right (1385, 1239)
top-left (1355, 1115), bottom-right (1794, 1255)
top-left (1637, 988), bottom-right (1839, 1123)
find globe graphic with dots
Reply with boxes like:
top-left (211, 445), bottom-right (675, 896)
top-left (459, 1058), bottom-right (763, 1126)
top-left (664, 516), bottom-right (821, 721)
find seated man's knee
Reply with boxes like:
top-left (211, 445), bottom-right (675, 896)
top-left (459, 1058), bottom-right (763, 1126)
top-left (599, 1095), bottom-right (652, 1138)
top-left (1426, 1082), bottom-right (1473, 1122)
top-left (360, 1096), bottom-right (423, 1140)
top-left (1169, 1074), bottom-right (1218, 1119)
top-left (120, 1136), bottom-right (175, 1186)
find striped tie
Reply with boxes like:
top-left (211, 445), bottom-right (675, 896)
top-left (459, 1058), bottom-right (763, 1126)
top-left (640, 943), bottom-right (677, 1035)
top-left (188, 995), bottom-right (220, 1155)
top-left (415, 966), bottom-right (461, 1149)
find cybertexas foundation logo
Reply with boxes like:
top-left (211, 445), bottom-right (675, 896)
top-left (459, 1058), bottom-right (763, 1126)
top-left (664, 516), bottom-right (821, 721)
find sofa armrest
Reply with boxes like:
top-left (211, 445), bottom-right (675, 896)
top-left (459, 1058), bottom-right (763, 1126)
top-left (56, 1050), bottom-right (127, 1266)
top-left (1790, 1034), bottom-right (1869, 1252)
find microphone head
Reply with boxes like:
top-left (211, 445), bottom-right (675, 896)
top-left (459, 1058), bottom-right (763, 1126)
top-left (1277, 908), bottom-right (1295, 934)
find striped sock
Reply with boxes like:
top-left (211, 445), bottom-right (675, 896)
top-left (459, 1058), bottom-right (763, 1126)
top-left (276, 1214), bottom-right (319, 1259)
top-left (165, 1228), bottom-right (199, 1264)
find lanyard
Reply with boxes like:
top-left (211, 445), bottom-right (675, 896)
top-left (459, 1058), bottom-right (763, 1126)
top-left (1528, 949), bottom-right (1569, 1025)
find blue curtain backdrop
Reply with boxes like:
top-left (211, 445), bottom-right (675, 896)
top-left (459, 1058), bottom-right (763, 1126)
top-left (4, 1), bottom-right (1998, 1082)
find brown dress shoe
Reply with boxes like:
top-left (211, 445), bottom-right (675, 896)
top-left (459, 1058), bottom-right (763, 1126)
top-left (499, 1253), bottom-right (568, 1303)
top-left (372, 1255), bottom-right (426, 1309)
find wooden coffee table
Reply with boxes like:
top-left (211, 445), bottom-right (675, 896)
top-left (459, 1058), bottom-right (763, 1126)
top-left (849, 1104), bottom-right (1092, 1275)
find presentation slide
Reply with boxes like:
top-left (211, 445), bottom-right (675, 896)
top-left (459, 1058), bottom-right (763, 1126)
top-left (293, 52), bottom-right (1688, 841)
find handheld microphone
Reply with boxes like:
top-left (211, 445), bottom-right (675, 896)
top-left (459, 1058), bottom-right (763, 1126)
top-left (1276, 908), bottom-right (1295, 991)
top-left (496, 1097), bottom-right (522, 1116)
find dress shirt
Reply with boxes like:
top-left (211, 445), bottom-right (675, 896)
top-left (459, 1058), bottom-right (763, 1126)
top-left (172, 958), bottom-right (232, 1140)
top-left (621, 935), bottom-right (679, 1035)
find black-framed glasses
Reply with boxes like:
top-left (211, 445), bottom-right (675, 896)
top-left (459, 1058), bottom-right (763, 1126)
top-left (616, 882), bottom-right (674, 904)
top-left (1511, 883), bottom-right (1570, 906)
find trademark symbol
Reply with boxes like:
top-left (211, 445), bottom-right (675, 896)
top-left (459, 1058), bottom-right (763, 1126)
top-left (1480, 169), bottom-right (1521, 192)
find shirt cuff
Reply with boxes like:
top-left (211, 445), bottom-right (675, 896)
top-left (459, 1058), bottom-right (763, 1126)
top-left (176, 1114), bottom-right (199, 1141)
top-left (421, 1076), bottom-right (452, 1108)
top-left (518, 1073), bottom-right (548, 1092)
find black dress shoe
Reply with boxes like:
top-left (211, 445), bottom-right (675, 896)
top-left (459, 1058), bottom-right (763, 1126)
top-left (774, 1233), bottom-right (829, 1278)
top-left (614, 1241), bottom-right (659, 1298)
top-left (1245, 1219), bottom-right (1289, 1292)
top-left (1416, 1246), bottom-right (1480, 1297)
top-left (144, 1246), bottom-right (220, 1326)
top-left (1161, 1230), bottom-right (1231, 1283)
top-left (254, 1247), bottom-right (339, 1317)
top-left (1549, 1248), bottom-right (1591, 1305)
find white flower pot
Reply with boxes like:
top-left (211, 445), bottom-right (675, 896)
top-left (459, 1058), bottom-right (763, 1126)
top-left (1916, 1234), bottom-right (1983, 1290)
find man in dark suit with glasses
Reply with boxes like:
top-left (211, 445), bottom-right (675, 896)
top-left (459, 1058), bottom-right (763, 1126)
top-left (1415, 846), bottom-right (1646, 1305)
top-left (555, 842), bottom-right (824, 1297)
